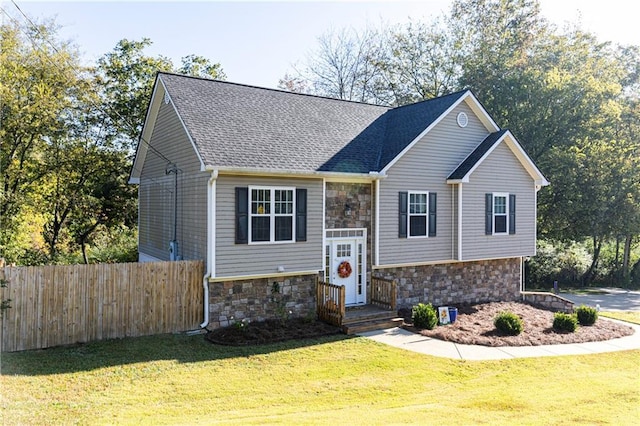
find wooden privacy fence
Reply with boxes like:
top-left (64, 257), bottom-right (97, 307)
top-left (0, 260), bottom-right (204, 352)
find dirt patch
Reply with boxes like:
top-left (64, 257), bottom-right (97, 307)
top-left (401, 302), bottom-right (635, 347)
top-left (205, 318), bottom-right (341, 346)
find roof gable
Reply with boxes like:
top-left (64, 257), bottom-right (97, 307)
top-left (447, 129), bottom-right (549, 186)
top-left (379, 90), bottom-right (500, 174)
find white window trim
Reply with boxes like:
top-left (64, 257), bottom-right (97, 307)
top-left (492, 192), bottom-right (509, 236)
top-left (248, 185), bottom-right (296, 244)
top-left (407, 190), bottom-right (429, 239)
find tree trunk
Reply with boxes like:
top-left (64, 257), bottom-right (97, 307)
top-left (622, 234), bottom-right (633, 282)
top-left (582, 236), bottom-right (602, 287)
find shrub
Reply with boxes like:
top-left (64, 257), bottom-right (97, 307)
top-left (553, 312), bottom-right (578, 332)
top-left (493, 311), bottom-right (524, 336)
top-left (412, 303), bottom-right (438, 330)
top-left (575, 305), bottom-right (598, 326)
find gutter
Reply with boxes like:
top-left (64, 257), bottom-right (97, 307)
top-left (203, 164), bottom-right (385, 182)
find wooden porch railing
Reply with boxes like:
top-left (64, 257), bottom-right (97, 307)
top-left (316, 278), bottom-right (345, 326)
top-left (370, 276), bottom-right (397, 311)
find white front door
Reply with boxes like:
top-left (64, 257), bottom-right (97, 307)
top-left (328, 237), bottom-right (366, 305)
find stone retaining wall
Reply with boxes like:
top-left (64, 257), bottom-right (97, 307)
top-left (207, 273), bottom-right (318, 329)
top-left (521, 291), bottom-right (574, 313)
top-left (376, 258), bottom-right (521, 309)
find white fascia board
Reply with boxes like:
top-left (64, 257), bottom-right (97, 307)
top-left (381, 91), bottom-right (500, 175)
top-left (502, 132), bottom-right (550, 187)
top-left (445, 130), bottom-right (550, 187)
top-left (463, 93), bottom-right (500, 132)
top-left (129, 76), bottom-right (165, 183)
top-left (206, 165), bottom-right (383, 182)
top-left (157, 77), bottom-right (207, 172)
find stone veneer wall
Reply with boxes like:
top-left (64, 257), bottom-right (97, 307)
top-left (206, 273), bottom-right (318, 329)
top-left (325, 181), bottom-right (373, 286)
top-left (377, 258), bottom-right (521, 308)
top-left (521, 291), bottom-right (574, 313)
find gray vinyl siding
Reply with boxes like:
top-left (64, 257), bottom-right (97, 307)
top-left (138, 100), bottom-right (208, 262)
top-left (379, 103), bottom-right (489, 265)
top-left (215, 175), bottom-right (323, 278)
top-left (461, 142), bottom-right (536, 260)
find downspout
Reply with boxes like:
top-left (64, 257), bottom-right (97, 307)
top-left (457, 183), bottom-right (463, 261)
top-left (200, 169), bottom-right (218, 329)
top-left (374, 176), bottom-right (381, 267)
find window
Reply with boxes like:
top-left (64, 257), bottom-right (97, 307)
top-left (493, 194), bottom-right (508, 234)
top-left (249, 187), bottom-right (294, 243)
top-left (235, 186), bottom-right (306, 244)
top-left (399, 191), bottom-right (437, 238)
top-left (409, 192), bottom-right (428, 237)
top-left (485, 193), bottom-right (516, 235)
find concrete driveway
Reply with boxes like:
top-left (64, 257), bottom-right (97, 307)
top-left (559, 288), bottom-right (640, 311)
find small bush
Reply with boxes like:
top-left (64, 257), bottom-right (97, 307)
top-left (553, 312), bottom-right (578, 332)
top-left (493, 311), bottom-right (524, 336)
top-left (575, 305), bottom-right (598, 326)
top-left (412, 303), bottom-right (438, 330)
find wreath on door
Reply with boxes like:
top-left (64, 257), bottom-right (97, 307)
top-left (337, 261), bottom-right (352, 278)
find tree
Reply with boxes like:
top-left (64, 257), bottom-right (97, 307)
top-left (93, 38), bottom-right (174, 152)
top-left (1, 19), bottom-right (226, 265)
top-left (378, 20), bottom-right (460, 104)
top-left (177, 54), bottom-right (226, 80)
top-left (0, 20), bottom-right (80, 263)
top-left (296, 27), bottom-right (388, 104)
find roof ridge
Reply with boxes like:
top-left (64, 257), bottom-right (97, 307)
top-left (158, 71), bottom-right (392, 110)
top-left (387, 89), bottom-right (470, 112)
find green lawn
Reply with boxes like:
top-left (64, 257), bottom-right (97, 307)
top-left (600, 311), bottom-right (640, 324)
top-left (1, 333), bottom-right (639, 425)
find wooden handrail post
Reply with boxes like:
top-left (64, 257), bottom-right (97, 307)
top-left (339, 285), bottom-right (345, 320)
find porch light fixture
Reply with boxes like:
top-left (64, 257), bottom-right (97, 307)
top-left (344, 203), bottom-right (352, 217)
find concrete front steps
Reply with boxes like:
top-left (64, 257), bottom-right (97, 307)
top-left (342, 305), bottom-right (404, 334)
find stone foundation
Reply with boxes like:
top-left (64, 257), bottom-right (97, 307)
top-left (376, 258), bottom-right (521, 309)
top-left (521, 291), bottom-right (574, 313)
top-left (206, 273), bottom-right (318, 329)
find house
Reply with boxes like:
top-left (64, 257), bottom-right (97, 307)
top-left (129, 72), bottom-right (548, 329)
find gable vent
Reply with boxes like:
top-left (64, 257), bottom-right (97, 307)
top-left (164, 93), bottom-right (170, 105)
top-left (457, 112), bottom-right (468, 128)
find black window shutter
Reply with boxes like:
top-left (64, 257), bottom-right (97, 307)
top-left (235, 187), bottom-right (248, 244)
top-left (485, 193), bottom-right (493, 235)
top-left (296, 188), bottom-right (307, 242)
top-left (509, 194), bottom-right (516, 235)
top-left (399, 192), bottom-right (408, 238)
top-left (428, 192), bottom-right (437, 237)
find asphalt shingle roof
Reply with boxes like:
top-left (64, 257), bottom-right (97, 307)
top-left (159, 72), bottom-right (467, 173)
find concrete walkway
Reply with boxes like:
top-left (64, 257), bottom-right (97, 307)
top-left (359, 319), bottom-right (640, 361)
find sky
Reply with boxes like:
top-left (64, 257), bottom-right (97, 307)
top-left (4, 0), bottom-right (639, 89)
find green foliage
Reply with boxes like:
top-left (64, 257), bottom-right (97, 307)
top-left (412, 303), bottom-right (438, 329)
top-left (553, 312), bottom-right (578, 332)
top-left (1, 18), bottom-right (224, 266)
top-left (493, 311), bottom-right (524, 336)
top-left (575, 305), bottom-right (598, 326)
top-left (525, 240), bottom-right (592, 288)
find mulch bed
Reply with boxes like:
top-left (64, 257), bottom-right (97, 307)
top-left (401, 301), bottom-right (635, 347)
top-left (205, 302), bottom-right (635, 347)
top-left (205, 317), bottom-right (342, 346)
